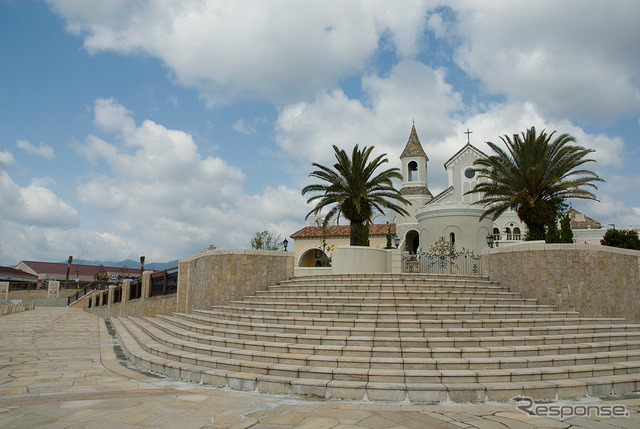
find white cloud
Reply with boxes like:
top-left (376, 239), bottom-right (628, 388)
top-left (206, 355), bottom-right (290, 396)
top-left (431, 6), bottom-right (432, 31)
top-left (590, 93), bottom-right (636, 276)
top-left (438, 1), bottom-right (640, 123)
top-left (232, 119), bottom-right (255, 135)
top-left (276, 67), bottom-right (624, 195)
top-left (46, 0), bottom-right (438, 106)
top-left (0, 223), bottom-right (139, 267)
top-left (276, 60), bottom-right (462, 177)
top-left (0, 172), bottom-right (78, 228)
top-left (71, 98), bottom-right (307, 261)
top-left (16, 140), bottom-right (55, 160)
top-left (0, 150), bottom-right (15, 170)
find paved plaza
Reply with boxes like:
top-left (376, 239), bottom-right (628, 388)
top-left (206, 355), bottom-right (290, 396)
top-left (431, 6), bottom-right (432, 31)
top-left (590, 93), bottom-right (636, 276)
top-left (0, 308), bottom-right (639, 428)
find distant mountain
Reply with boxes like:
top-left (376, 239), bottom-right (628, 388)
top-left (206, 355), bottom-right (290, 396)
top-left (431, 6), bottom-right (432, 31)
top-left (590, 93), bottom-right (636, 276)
top-left (62, 259), bottom-right (179, 271)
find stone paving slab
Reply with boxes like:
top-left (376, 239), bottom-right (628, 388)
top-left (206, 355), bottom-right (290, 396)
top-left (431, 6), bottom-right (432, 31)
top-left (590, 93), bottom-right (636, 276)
top-left (0, 308), bottom-right (639, 428)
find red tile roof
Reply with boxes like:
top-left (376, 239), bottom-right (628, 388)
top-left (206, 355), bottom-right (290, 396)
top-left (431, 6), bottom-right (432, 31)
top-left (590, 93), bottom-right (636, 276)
top-left (566, 208), bottom-right (602, 229)
top-left (0, 266), bottom-right (38, 281)
top-left (291, 224), bottom-right (396, 239)
top-left (17, 261), bottom-right (141, 277)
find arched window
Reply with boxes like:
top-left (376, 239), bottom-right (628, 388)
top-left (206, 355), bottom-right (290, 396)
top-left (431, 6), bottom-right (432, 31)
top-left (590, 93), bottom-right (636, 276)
top-left (513, 227), bottom-right (521, 240)
top-left (408, 161), bottom-right (418, 181)
top-left (449, 232), bottom-right (455, 245)
top-left (493, 227), bottom-right (501, 241)
top-left (372, 214), bottom-right (388, 224)
top-left (505, 227), bottom-right (512, 240)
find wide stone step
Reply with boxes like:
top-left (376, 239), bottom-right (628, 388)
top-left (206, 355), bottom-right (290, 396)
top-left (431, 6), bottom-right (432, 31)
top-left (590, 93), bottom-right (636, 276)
top-left (155, 313), bottom-right (640, 346)
top-left (280, 274), bottom-right (500, 286)
top-left (111, 273), bottom-right (640, 403)
top-left (143, 316), bottom-right (640, 363)
top-left (207, 305), bottom-right (581, 320)
top-left (226, 300), bottom-right (553, 312)
top-left (113, 316), bottom-right (640, 402)
top-left (243, 295), bottom-right (537, 306)
top-left (128, 317), bottom-right (640, 377)
top-left (191, 309), bottom-right (625, 329)
top-left (181, 311), bottom-right (628, 334)
top-left (274, 284), bottom-right (509, 294)
top-left (257, 289), bottom-right (523, 299)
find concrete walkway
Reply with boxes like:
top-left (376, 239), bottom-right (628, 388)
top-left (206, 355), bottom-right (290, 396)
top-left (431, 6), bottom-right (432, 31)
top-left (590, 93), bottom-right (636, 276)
top-left (0, 308), bottom-right (639, 429)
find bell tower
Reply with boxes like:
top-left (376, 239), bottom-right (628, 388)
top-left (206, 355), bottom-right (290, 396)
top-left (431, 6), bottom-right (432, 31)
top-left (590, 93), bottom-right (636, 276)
top-left (399, 124), bottom-right (432, 205)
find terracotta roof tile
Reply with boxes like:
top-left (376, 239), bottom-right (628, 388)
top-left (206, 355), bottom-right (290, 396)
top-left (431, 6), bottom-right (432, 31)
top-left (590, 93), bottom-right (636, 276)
top-left (566, 208), bottom-right (602, 229)
top-left (291, 224), bottom-right (396, 239)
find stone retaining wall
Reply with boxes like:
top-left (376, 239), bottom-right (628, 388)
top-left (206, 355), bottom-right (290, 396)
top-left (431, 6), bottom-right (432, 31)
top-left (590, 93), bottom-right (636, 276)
top-left (0, 301), bottom-right (36, 316)
top-left (85, 250), bottom-right (294, 318)
top-left (177, 249), bottom-right (294, 313)
top-left (483, 243), bottom-right (640, 322)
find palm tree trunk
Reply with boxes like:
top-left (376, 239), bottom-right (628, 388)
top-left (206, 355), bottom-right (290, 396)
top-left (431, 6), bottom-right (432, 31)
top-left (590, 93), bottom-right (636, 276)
top-left (350, 221), bottom-right (362, 246)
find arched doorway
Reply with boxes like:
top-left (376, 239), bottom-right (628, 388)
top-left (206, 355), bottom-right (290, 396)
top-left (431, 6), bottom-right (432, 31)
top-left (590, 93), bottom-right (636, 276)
top-left (405, 230), bottom-right (419, 254)
top-left (298, 248), bottom-right (330, 267)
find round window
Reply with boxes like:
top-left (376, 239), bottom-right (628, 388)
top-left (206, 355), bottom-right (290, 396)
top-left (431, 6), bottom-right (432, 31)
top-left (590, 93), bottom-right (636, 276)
top-left (464, 168), bottom-right (475, 179)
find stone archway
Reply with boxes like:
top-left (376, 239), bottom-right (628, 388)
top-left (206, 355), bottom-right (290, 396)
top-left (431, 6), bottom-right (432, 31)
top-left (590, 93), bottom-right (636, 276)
top-left (405, 230), bottom-right (420, 254)
top-left (298, 248), bottom-right (329, 267)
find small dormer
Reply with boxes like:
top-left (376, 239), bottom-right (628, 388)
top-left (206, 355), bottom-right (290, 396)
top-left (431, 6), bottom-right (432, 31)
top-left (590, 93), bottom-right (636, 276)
top-left (400, 125), bottom-right (432, 201)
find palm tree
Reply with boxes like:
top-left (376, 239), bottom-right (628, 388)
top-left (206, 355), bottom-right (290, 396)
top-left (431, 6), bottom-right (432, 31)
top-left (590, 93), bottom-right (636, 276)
top-left (467, 126), bottom-right (603, 240)
top-left (302, 145), bottom-right (410, 246)
top-left (66, 255), bottom-right (73, 289)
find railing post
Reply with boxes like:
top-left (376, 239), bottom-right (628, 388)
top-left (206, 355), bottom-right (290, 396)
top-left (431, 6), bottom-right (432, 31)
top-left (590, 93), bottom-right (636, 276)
top-left (122, 279), bottom-right (131, 316)
top-left (0, 282), bottom-right (8, 300)
top-left (162, 271), bottom-right (168, 295)
top-left (107, 285), bottom-right (115, 316)
top-left (142, 271), bottom-right (153, 300)
top-left (47, 281), bottom-right (60, 299)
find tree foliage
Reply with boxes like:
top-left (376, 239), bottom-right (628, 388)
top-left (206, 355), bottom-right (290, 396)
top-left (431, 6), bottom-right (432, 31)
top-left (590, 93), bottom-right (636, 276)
top-left (302, 145), bottom-right (410, 246)
top-left (601, 228), bottom-right (640, 250)
top-left (545, 218), bottom-right (561, 243)
top-left (467, 127), bottom-right (603, 241)
top-left (250, 230), bottom-right (282, 250)
top-left (94, 265), bottom-right (109, 283)
top-left (560, 214), bottom-right (574, 243)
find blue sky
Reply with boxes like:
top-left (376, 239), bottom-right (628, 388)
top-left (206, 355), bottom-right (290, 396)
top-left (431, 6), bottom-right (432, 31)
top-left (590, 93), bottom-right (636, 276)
top-left (1, 1), bottom-right (639, 266)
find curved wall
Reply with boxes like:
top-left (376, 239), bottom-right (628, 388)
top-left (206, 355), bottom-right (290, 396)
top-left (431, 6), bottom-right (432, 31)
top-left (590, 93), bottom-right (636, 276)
top-left (483, 243), bottom-right (640, 322)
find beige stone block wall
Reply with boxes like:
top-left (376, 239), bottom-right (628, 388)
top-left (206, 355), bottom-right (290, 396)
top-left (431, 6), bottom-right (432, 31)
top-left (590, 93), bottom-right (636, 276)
top-left (483, 243), bottom-right (640, 322)
top-left (85, 249), bottom-right (293, 318)
top-left (0, 282), bottom-right (8, 300)
top-left (177, 249), bottom-right (294, 313)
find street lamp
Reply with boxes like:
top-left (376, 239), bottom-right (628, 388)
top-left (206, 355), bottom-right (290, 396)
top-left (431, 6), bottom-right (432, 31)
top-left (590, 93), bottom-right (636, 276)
top-left (282, 238), bottom-right (288, 251)
top-left (393, 233), bottom-right (400, 249)
top-left (486, 233), bottom-right (495, 249)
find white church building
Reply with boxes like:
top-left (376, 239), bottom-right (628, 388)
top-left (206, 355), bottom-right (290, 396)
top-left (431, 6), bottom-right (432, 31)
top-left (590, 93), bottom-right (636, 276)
top-left (291, 125), bottom-right (606, 267)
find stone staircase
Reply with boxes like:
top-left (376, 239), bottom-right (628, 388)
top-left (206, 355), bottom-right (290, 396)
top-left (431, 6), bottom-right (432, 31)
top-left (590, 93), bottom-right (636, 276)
top-left (111, 274), bottom-right (640, 402)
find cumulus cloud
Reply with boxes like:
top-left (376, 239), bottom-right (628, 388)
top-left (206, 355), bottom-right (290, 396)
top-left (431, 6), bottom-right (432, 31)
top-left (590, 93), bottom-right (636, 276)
top-left (72, 98), bottom-right (307, 261)
top-left (46, 0), bottom-right (437, 105)
top-left (437, 1), bottom-right (640, 123)
top-left (276, 70), bottom-right (625, 195)
top-left (0, 222), bottom-right (138, 266)
top-left (16, 140), bottom-right (55, 160)
top-left (276, 60), bottom-right (462, 177)
top-left (0, 172), bottom-right (78, 228)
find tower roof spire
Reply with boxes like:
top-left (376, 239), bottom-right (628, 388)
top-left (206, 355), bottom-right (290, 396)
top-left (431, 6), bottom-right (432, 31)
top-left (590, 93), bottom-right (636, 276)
top-left (400, 123), bottom-right (428, 160)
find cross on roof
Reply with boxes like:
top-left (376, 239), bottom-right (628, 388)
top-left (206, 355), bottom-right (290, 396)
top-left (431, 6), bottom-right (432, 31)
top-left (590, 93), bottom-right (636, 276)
top-left (464, 128), bottom-right (473, 144)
